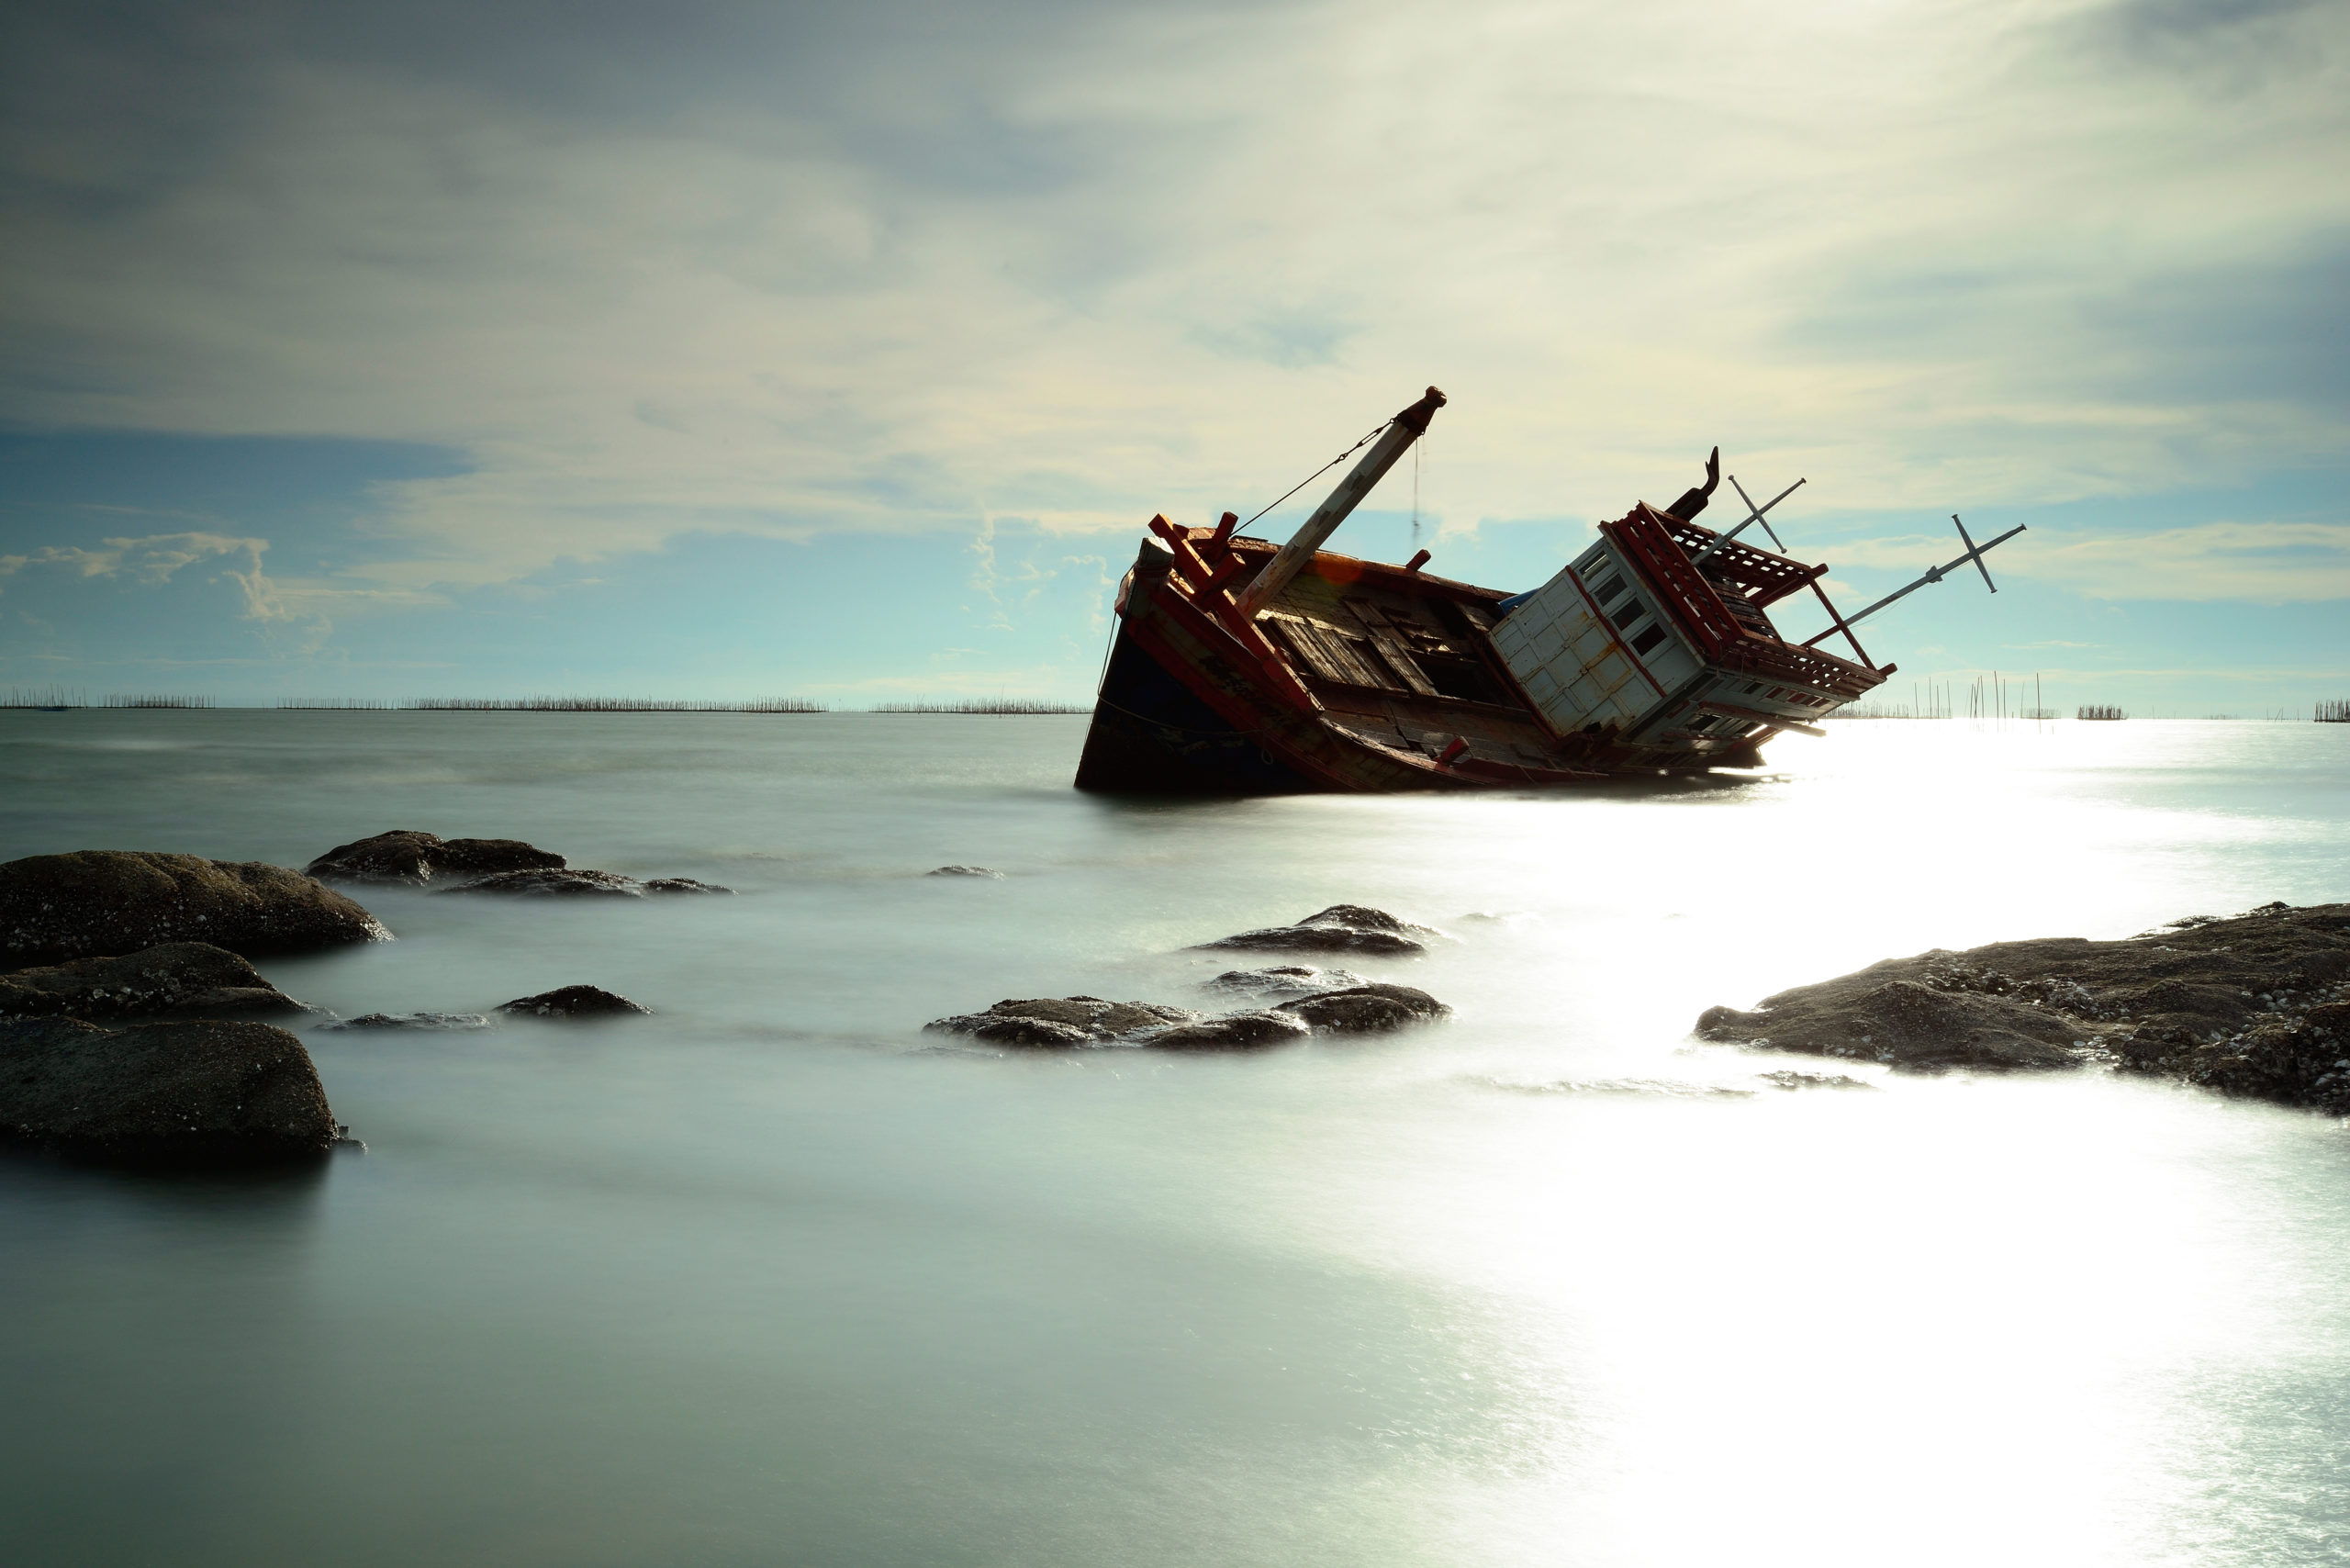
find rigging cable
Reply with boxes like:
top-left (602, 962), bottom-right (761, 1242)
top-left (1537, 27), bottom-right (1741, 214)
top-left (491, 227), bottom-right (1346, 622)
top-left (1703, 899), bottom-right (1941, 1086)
top-left (1241, 417), bottom-right (1395, 530)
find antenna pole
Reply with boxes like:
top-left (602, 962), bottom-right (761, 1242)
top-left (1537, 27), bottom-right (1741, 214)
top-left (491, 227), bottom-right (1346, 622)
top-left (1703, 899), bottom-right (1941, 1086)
top-left (1690, 476), bottom-right (1805, 565)
top-left (1953, 514), bottom-right (1998, 592)
top-left (1801, 518), bottom-right (2025, 647)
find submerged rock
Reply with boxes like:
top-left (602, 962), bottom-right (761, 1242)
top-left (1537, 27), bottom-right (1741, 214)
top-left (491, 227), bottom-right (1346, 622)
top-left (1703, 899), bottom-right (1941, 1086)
top-left (0, 851), bottom-right (389, 968)
top-left (307, 833), bottom-right (730, 898)
top-left (1273, 982), bottom-right (1449, 1034)
top-left (305, 830), bottom-right (565, 887)
top-left (1755, 1070), bottom-right (1878, 1092)
top-left (934, 1014), bottom-right (1094, 1047)
top-left (927, 866), bottom-right (1005, 879)
top-left (1478, 1074), bottom-right (1758, 1100)
top-left (1299, 904), bottom-right (1436, 935)
top-left (1697, 980), bottom-right (2083, 1072)
top-left (925, 996), bottom-right (1201, 1047)
top-left (0, 1015), bottom-right (341, 1167)
top-left (440, 868), bottom-right (647, 898)
top-left (1696, 901), bottom-right (2350, 1105)
top-left (1128, 1010), bottom-right (1314, 1050)
top-left (1203, 965), bottom-right (1371, 1000)
top-left (315, 1012), bottom-right (492, 1032)
top-left (925, 980), bottom-right (1450, 1051)
top-left (1194, 904), bottom-right (1439, 957)
top-left (495, 985), bottom-right (650, 1018)
top-left (0, 942), bottom-right (309, 1021)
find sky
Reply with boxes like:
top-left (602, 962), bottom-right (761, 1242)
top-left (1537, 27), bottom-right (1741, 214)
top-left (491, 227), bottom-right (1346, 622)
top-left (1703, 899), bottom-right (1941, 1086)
top-left (0, 0), bottom-right (2344, 711)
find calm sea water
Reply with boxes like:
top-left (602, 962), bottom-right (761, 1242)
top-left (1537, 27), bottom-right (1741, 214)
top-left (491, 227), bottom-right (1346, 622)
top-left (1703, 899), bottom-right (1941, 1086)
top-left (3, 711), bottom-right (2347, 1567)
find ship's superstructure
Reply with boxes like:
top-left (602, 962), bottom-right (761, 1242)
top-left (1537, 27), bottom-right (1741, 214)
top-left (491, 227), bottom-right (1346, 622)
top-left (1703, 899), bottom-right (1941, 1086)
top-left (1488, 505), bottom-right (1884, 766)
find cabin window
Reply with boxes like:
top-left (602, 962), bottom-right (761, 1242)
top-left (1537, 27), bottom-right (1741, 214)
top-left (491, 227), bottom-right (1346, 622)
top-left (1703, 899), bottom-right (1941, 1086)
top-left (1686, 714), bottom-right (1719, 734)
top-left (1628, 623), bottom-right (1669, 656)
top-left (1609, 598), bottom-right (1647, 631)
top-left (1591, 575), bottom-right (1627, 606)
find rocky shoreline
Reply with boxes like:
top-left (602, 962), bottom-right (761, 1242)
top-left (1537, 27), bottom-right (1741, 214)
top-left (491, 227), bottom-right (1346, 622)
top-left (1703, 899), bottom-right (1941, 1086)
top-left (0, 832), bottom-right (675, 1167)
top-left (8, 830), bottom-right (2344, 1168)
top-left (1695, 901), bottom-right (2350, 1113)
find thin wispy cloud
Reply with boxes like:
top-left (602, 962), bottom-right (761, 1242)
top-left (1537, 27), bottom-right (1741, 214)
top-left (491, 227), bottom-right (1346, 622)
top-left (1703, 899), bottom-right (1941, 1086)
top-left (0, 532), bottom-right (269, 593)
top-left (1830, 520), bottom-right (2350, 602)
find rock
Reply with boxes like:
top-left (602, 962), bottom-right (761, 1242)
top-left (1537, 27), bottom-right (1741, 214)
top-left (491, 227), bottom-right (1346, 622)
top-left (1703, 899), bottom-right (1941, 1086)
top-left (315, 1012), bottom-right (491, 1032)
top-left (1696, 980), bottom-right (2084, 1071)
top-left (304, 830), bottom-right (565, 887)
top-left (1755, 1070), bottom-right (1877, 1092)
top-left (0, 942), bottom-right (310, 1021)
top-left (0, 1015), bottom-right (341, 1167)
top-left (1128, 1010), bottom-right (1314, 1050)
top-left (927, 866), bottom-right (1005, 879)
top-left (934, 1014), bottom-right (1095, 1047)
top-left (2144, 1001), bottom-right (2350, 1114)
top-left (1194, 904), bottom-right (1438, 957)
top-left (439, 868), bottom-right (646, 898)
top-left (925, 996), bottom-right (1201, 1047)
top-left (1274, 982), bottom-right (1449, 1034)
top-left (1202, 925), bottom-right (1426, 957)
top-left (308, 833), bottom-right (727, 899)
top-left (1203, 965), bottom-right (1372, 1000)
top-left (1695, 902), bottom-right (2350, 1100)
top-left (923, 980), bottom-right (1442, 1051)
top-left (496, 985), bottom-right (650, 1018)
top-left (0, 851), bottom-right (390, 969)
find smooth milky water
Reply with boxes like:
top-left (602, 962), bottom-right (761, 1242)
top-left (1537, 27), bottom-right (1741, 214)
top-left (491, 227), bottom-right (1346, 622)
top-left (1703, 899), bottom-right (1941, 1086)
top-left (3, 711), bottom-right (2347, 1567)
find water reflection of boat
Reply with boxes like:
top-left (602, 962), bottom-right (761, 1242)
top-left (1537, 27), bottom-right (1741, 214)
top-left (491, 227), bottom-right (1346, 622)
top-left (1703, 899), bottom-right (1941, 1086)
top-left (1076, 386), bottom-right (2020, 793)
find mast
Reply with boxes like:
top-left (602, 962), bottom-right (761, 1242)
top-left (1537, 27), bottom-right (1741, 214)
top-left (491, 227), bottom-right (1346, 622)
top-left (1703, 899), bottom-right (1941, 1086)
top-left (1234, 386), bottom-right (1447, 619)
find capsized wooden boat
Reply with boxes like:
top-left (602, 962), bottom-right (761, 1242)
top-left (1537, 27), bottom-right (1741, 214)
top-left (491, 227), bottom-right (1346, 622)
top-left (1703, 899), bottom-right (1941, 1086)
top-left (1075, 387), bottom-right (2021, 793)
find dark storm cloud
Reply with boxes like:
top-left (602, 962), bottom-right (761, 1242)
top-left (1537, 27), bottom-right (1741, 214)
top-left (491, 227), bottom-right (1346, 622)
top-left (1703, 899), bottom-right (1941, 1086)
top-left (2100, 0), bottom-right (2330, 46)
top-left (2083, 237), bottom-right (2350, 408)
top-left (0, 0), bottom-right (1272, 210)
top-left (2070, 0), bottom-right (2344, 72)
top-left (1784, 232), bottom-right (2350, 412)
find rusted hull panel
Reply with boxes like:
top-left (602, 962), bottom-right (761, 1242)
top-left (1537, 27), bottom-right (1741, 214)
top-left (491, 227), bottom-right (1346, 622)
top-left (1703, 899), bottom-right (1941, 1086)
top-left (1073, 625), bottom-right (1318, 794)
top-left (1077, 565), bottom-right (1614, 795)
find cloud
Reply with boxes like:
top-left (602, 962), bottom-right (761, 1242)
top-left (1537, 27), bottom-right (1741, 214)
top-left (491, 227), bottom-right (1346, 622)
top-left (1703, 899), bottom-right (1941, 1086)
top-left (0, 0), bottom-right (2345, 604)
top-left (2024, 520), bottom-right (2350, 602)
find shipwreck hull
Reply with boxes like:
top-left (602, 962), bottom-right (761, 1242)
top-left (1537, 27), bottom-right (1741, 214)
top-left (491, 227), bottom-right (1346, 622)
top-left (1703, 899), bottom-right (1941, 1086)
top-left (1073, 397), bottom-right (1900, 797)
top-left (1076, 538), bottom-right (1626, 794)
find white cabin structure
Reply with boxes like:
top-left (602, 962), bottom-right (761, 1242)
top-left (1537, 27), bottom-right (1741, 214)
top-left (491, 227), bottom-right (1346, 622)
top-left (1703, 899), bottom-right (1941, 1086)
top-left (1488, 503), bottom-right (1886, 766)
